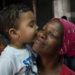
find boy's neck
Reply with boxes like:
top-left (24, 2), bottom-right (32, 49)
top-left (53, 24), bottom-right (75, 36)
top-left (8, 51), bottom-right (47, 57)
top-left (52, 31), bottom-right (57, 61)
top-left (9, 42), bottom-right (24, 49)
top-left (10, 38), bottom-right (24, 49)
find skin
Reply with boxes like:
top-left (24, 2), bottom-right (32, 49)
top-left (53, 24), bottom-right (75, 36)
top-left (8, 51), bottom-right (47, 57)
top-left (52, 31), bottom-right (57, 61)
top-left (0, 42), bottom-right (5, 55)
top-left (9, 11), bottom-right (38, 49)
top-left (33, 20), bottom-right (64, 75)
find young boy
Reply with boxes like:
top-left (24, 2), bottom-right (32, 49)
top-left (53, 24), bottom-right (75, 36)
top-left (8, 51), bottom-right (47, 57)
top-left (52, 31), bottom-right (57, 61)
top-left (0, 4), bottom-right (38, 75)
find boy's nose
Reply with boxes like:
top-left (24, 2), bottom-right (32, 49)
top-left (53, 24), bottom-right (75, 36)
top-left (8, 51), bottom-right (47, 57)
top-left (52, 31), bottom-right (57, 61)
top-left (35, 25), bottom-right (38, 30)
top-left (34, 25), bottom-right (39, 35)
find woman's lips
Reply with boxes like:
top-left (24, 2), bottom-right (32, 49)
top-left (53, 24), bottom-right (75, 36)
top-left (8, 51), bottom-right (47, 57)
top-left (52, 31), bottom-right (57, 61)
top-left (33, 37), bottom-right (46, 52)
top-left (34, 37), bottom-right (45, 45)
top-left (33, 38), bottom-right (43, 51)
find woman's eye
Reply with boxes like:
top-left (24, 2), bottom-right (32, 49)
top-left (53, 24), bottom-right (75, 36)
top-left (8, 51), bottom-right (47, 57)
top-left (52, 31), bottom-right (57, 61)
top-left (48, 32), bottom-right (53, 36)
top-left (48, 32), bottom-right (57, 39)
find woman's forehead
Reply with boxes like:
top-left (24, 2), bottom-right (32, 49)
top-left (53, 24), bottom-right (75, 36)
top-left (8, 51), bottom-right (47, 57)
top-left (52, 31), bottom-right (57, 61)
top-left (44, 22), bottom-right (64, 32)
top-left (42, 22), bottom-right (64, 38)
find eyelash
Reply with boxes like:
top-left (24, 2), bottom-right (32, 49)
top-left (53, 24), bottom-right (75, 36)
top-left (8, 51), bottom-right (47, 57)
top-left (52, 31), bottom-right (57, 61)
top-left (48, 32), bottom-right (54, 36)
top-left (48, 32), bottom-right (57, 39)
top-left (29, 24), bottom-right (33, 27)
top-left (29, 22), bottom-right (34, 27)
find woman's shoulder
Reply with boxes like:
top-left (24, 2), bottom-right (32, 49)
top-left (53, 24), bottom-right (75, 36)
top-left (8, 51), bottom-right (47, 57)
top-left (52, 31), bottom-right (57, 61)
top-left (60, 64), bottom-right (75, 75)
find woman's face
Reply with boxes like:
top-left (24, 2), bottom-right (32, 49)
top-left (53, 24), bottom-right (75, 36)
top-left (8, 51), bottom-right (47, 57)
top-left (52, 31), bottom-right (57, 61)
top-left (33, 21), bottom-right (64, 56)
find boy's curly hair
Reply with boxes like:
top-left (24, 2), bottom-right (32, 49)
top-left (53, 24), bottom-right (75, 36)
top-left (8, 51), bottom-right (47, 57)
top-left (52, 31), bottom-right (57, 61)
top-left (0, 4), bottom-right (33, 41)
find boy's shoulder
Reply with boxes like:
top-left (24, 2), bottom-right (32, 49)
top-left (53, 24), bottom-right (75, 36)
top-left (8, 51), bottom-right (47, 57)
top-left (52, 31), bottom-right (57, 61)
top-left (1, 45), bottom-right (31, 57)
top-left (0, 45), bottom-right (32, 67)
top-left (1, 45), bottom-right (14, 57)
top-left (0, 45), bottom-right (16, 64)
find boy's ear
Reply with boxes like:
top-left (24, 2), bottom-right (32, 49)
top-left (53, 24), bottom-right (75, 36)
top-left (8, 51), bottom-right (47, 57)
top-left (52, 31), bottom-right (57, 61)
top-left (9, 28), bottom-right (19, 39)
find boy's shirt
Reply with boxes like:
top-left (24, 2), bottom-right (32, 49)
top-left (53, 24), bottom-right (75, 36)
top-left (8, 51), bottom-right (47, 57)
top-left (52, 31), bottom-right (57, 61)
top-left (0, 45), bottom-right (37, 75)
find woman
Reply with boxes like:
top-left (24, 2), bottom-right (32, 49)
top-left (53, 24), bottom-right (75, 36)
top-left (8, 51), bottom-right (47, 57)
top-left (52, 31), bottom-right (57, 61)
top-left (32, 18), bottom-right (75, 75)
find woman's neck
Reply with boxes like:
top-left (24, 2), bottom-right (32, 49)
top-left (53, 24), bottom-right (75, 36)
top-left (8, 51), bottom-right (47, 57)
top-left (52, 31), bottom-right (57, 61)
top-left (38, 54), bottom-right (62, 71)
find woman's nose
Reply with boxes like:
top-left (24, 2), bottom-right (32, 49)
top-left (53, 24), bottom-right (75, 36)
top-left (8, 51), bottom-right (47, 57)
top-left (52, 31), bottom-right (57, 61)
top-left (37, 31), bottom-right (46, 39)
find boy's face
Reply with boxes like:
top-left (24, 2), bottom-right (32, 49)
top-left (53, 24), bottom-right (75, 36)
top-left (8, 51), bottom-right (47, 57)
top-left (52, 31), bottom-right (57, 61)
top-left (16, 11), bottom-right (38, 44)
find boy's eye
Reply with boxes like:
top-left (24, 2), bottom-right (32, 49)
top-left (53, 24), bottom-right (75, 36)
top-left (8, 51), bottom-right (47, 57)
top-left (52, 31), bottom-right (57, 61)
top-left (29, 21), bottom-right (35, 28)
top-left (29, 23), bottom-right (34, 27)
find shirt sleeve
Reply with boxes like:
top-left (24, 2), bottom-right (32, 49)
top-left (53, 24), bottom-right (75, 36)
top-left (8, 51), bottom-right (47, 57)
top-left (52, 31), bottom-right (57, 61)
top-left (0, 57), bottom-right (14, 75)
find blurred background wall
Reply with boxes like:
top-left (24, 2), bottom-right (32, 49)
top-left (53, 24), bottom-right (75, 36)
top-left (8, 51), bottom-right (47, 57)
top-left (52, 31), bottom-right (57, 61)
top-left (0, 0), bottom-right (75, 28)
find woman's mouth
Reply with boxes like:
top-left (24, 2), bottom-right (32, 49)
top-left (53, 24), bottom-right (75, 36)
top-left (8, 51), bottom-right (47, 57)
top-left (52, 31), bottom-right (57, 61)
top-left (32, 36), bottom-right (46, 53)
top-left (34, 37), bottom-right (46, 46)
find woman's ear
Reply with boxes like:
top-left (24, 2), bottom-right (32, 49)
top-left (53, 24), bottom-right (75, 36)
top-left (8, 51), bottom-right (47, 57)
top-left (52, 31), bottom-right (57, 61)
top-left (9, 28), bottom-right (19, 39)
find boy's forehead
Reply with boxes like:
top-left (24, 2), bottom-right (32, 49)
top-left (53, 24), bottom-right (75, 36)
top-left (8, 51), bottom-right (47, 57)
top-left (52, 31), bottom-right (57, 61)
top-left (18, 11), bottom-right (34, 21)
